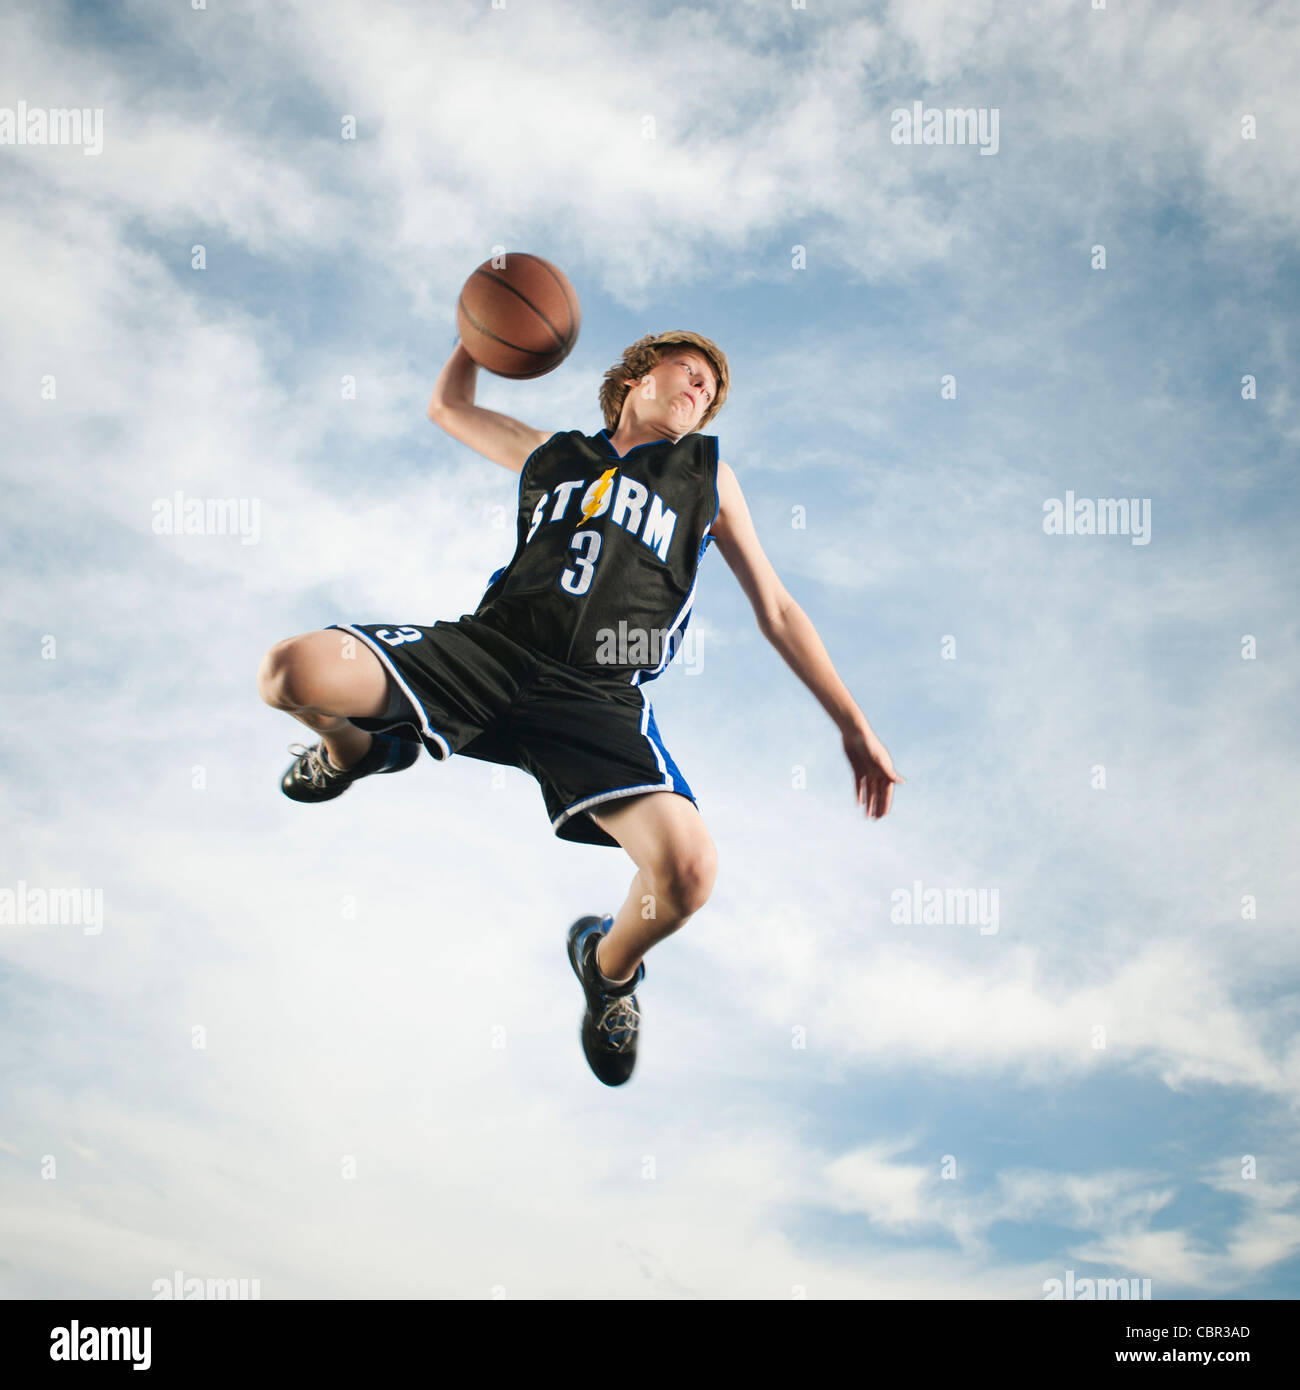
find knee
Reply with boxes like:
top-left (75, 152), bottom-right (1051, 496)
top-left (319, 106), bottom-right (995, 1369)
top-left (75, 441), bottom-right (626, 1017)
top-left (654, 839), bottom-right (718, 921)
top-left (257, 636), bottom-right (309, 710)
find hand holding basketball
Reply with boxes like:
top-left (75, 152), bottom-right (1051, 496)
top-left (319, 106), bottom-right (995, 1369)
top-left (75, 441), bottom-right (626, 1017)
top-left (457, 253), bottom-right (581, 379)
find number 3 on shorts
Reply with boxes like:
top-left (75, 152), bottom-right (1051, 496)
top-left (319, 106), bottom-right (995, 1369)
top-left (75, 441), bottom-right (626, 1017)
top-left (374, 626), bottom-right (423, 647)
top-left (561, 529), bottom-right (602, 596)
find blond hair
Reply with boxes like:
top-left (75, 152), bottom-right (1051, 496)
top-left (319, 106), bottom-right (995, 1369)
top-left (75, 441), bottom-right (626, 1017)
top-left (598, 331), bottom-right (730, 433)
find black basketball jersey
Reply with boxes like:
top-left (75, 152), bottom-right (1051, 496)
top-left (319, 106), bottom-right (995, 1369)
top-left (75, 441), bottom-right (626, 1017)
top-left (472, 427), bottom-right (720, 683)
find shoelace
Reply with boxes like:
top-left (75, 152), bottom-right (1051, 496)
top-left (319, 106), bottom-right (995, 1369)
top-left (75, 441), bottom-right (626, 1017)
top-left (287, 742), bottom-right (339, 790)
top-left (596, 994), bottom-right (640, 1052)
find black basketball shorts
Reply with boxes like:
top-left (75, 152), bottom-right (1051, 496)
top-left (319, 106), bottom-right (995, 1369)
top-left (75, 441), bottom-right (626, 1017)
top-left (326, 615), bottom-right (699, 849)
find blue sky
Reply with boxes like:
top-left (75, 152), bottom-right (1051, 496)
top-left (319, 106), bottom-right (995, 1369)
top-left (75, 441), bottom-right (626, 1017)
top-left (1, 0), bottom-right (1297, 1298)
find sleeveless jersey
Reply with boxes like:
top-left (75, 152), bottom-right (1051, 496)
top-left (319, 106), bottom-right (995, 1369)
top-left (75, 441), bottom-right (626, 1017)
top-left (472, 427), bottom-right (720, 683)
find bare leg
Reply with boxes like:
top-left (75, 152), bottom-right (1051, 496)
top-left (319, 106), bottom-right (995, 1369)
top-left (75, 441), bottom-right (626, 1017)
top-left (587, 792), bottom-right (719, 984)
top-left (257, 630), bottom-right (394, 770)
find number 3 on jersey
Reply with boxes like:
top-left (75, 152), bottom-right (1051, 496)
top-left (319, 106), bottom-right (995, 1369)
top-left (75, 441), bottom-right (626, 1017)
top-left (560, 529), bottom-right (601, 596)
top-left (374, 626), bottom-right (423, 646)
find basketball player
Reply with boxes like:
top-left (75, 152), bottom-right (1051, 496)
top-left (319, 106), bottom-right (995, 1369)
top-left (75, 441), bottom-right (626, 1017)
top-left (256, 331), bottom-right (903, 1086)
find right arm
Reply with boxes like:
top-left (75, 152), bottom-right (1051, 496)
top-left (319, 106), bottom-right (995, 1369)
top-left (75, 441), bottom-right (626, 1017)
top-left (427, 340), bottom-right (553, 474)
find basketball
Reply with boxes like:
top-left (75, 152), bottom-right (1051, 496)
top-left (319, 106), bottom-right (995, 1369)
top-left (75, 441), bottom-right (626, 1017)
top-left (456, 252), bottom-right (581, 379)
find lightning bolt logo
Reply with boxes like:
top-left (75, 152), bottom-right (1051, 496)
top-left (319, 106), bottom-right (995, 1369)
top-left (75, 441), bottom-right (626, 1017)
top-left (580, 466), bottom-right (618, 523)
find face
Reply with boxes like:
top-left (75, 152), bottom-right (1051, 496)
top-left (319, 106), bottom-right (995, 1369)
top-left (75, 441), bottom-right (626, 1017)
top-left (628, 350), bottom-right (718, 434)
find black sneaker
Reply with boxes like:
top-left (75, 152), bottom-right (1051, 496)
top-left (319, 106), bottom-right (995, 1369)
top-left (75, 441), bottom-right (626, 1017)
top-left (567, 915), bottom-right (645, 1087)
top-left (279, 732), bottom-right (420, 803)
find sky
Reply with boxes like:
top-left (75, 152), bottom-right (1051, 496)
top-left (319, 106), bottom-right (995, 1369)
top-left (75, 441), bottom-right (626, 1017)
top-left (1, 0), bottom-right (1298, 1300)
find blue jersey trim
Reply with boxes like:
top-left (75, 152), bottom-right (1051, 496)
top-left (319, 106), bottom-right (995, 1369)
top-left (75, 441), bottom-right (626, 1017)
top-left (596, 427), bottom-right (668, 461)
top-left (708, 437), bottom-right (721, 533)
top-left (644, 702), bottom-right (691, 793)
top-left (478, 563), bottom-right (508, 607)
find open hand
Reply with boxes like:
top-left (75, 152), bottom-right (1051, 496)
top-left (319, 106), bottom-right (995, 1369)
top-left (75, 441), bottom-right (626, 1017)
top-left (842, 722), bottom-right (904, 819)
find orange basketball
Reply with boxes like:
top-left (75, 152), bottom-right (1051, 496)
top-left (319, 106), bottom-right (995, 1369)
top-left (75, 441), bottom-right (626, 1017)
top-left (456, 252), bottom-right (581, 379)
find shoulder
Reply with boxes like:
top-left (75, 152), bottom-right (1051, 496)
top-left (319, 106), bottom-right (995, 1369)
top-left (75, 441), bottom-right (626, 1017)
top-left (532, 428), bottom-right (588, 460)
top-left (716, 458), bottom-right (739, 502)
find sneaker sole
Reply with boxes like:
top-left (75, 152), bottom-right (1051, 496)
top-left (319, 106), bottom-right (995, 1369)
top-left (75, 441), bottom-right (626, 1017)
top-left (280, 737), bottom-right (421, 803)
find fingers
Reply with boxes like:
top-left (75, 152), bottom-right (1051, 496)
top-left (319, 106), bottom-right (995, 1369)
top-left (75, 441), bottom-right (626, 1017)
top-left (856, 767), bottom-right (905, 819)
top-left (858, 776), bottom-right (898, 818)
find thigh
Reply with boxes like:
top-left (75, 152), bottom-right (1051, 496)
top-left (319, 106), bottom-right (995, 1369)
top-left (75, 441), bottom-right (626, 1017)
top-left (590, 789), bottom-right (717, 879)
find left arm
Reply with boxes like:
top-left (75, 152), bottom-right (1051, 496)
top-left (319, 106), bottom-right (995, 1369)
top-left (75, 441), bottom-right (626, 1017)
top-left (709, 460), bottom-right (904, 819)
